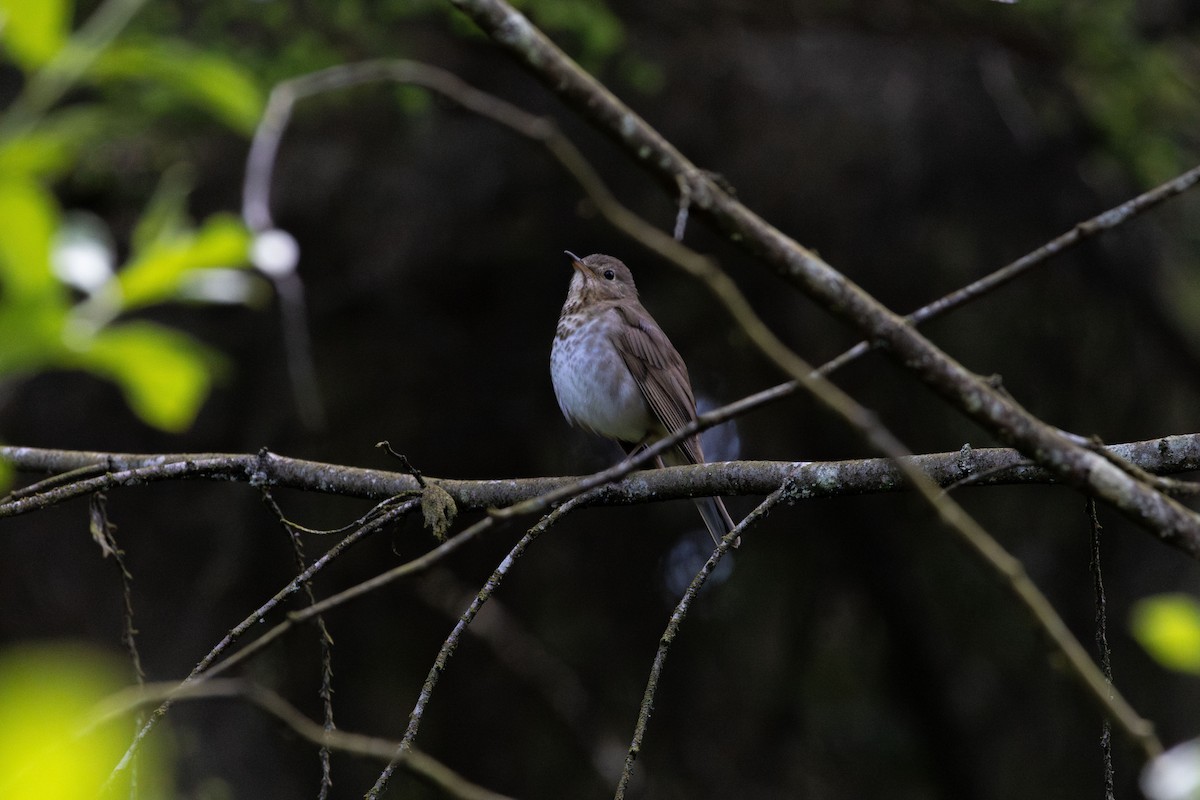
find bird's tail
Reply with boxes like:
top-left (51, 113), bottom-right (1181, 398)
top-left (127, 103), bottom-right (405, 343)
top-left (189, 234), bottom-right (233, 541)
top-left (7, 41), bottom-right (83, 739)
top-left (656, 446), bottom-right (740, 548)
top-left (695, 495), bottom-right (738, 548)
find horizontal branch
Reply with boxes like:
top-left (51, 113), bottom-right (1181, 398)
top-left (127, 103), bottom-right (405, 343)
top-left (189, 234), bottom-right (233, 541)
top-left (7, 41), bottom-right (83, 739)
top-left (3, 433), bottom-right (1198, 521)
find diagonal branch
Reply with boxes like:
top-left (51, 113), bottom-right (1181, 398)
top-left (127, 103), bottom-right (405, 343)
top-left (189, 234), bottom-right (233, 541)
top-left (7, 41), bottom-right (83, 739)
top-left (90, 679), bottom-right (517, 800)
top-left (822, 162), bottom-right (1200, 374)
top-left (366, 494), bottom-right (589, 799)
top-left (104, 496), bottom-right (419, 784)
top-left (616, 484), bottom-right (786, 799)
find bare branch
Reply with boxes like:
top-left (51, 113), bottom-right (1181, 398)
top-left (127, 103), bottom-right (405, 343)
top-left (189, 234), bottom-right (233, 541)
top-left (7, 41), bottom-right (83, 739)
top-left (819, 162), bottom-right (1200, 371)
top-left (91, 680), bottom-right (517, 800)
top-left (367, 493), bottom-right (589, 797)
top-left (105, 496), bottom-right (419, 785)
top-left (1088, 500), bottom-right (1117, 800)
top-left (263, 488), bottom-right (337, 798)
top-left (411, 570), bottom-right (621, 783)
top-left (5, 435), bottom-right (1199, 520)
top-left (617, 484), bottom-right (787, 799)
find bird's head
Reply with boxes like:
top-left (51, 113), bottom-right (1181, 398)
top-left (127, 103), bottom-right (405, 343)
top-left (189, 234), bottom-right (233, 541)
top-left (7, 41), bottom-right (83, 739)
top-left (564, 251), bottom-right (639, 303)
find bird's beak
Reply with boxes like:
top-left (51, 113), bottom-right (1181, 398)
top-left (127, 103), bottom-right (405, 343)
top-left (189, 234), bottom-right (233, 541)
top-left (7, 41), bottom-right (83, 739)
top-left (564, 250), bottom-right (586, 274)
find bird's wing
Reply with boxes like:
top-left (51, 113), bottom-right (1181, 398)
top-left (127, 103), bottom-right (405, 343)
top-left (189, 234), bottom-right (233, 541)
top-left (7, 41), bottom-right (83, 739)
top-left (610, 303), bottom-right (705, 464)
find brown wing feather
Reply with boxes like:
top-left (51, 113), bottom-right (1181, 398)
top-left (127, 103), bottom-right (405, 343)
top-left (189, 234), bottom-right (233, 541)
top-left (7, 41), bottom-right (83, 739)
top-left (610, 303), bottom-right (705, 465)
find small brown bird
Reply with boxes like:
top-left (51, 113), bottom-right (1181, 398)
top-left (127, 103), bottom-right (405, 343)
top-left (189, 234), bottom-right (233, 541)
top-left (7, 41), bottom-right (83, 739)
top-left (550, 251), bottom-right (736, 544)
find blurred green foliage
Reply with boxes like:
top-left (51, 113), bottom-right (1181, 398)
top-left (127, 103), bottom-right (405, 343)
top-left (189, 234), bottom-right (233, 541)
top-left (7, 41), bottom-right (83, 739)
top-left (126, 0), bottom-right (632, 82)
top-left (979, 0), bottom-right (1199, 182)
top-left (0, 642), bottom-right (167, 798)
top-left (90, 40), bottom-right (263, 134)
top-left (1132, 593), bottom-right (1200, 675)
top-left (1045, 0), bottom-right (1197, 182)
top-left (0, 0), bottom-right (71, 69)
top-left (0, 0), bottom-right (259, 433)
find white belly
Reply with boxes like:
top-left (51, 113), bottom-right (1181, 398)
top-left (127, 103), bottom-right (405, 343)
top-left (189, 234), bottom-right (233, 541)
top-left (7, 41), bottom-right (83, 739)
top-left (551, 312), bottom-right (653, 444)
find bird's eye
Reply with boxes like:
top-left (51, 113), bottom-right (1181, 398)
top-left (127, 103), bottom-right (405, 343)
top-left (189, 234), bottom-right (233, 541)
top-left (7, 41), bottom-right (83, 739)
top-left (603, 269), bottom-right (616, 280)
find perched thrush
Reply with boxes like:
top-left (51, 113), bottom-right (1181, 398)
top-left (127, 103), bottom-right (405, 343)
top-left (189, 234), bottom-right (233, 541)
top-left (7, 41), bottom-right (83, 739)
top-left (550, 251), bottom-right (736, 544)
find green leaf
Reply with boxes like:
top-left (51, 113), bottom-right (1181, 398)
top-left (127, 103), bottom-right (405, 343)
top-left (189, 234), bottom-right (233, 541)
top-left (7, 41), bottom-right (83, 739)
top-left (0, 106), bottom-right (117, 181)
top-left (0, 131), bottom-right (72, 179)
top-left (0, 0), bottom-right (71, 70)
top-left (76, 322), bottom-right (222, 432)
top-left (0, 301), bottom-right (69, 375)
top-left (1131, 594), bottom-right (1200, 675)
top-left (118, 214), bottom-right (251, 310)
top-left (0, 179), bottom-right (72, 377)
top-left (91, 41), bottom-right (264, 134)
top-left (0, 176), bottom-right (63, 302)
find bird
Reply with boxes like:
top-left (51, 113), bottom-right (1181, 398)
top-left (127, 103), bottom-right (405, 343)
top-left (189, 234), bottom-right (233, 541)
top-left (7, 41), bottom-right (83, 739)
top-left (550, 251), bottom-right (736, 545)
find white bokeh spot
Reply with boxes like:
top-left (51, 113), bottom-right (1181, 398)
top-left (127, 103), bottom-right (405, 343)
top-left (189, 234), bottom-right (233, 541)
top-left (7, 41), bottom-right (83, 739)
top-left (251, 228), bottom-right (300, 277)
top-left (1143, 738), bottom-right (1200, 800)
top-left (52, 214), bottom-right (115, 293)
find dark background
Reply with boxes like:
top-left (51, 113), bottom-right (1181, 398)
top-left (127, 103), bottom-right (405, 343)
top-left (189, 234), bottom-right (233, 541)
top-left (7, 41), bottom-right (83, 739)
top-left (2, 0), bottom-right (1200, 797)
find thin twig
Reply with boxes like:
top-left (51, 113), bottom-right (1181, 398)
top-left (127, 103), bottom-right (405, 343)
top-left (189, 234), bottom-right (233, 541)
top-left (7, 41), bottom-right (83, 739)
top-left (105, 497), bottom-right (418, 786)
top-left (4, 460), bottom-right (112, 501)
top-left (366, 494), bottom-right (589, 798)
top-left (89, 492), bottom-right (146, 799)
top-left (1088, 499), bottom-right (1117, 800)
top-left (615, 483), bottom-right (786, 798)
top-left (412, 569), bottom-right (619, 783)
top-left (819, 162), bottom-right (1200, 375)
top-left (263, 488), bottom-right (337, 800)
top-left (377, 441), bottom-right (427, 488)
top-left (91, 680), bottom-right (517, 800)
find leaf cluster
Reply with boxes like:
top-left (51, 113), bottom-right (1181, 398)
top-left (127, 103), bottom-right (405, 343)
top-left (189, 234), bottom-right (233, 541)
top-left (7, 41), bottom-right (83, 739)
top-left (0, 0), bottom-right (263, 432)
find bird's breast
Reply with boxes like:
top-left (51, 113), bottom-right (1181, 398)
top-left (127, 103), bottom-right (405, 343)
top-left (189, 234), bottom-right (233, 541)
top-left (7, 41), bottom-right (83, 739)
top-left (551, 311), bottom-right (653, 444)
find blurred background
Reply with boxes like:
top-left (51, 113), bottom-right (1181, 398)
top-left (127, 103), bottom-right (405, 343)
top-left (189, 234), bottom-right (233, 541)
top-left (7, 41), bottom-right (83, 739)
top-left (1, 0), bottom-right (1200, 797)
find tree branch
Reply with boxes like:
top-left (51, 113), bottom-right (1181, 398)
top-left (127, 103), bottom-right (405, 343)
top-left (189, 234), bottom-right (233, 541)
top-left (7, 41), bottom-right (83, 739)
top-left (90, 679), bottom-right (517, 800)
top-left (367, 494), bottom-right (588, 798)
top-left (4, 434), bottom-right (1198, 521)
top-left (105, 496), bottom-right (420, 784)
top-left (617, 485), bottom-right (785, 799)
